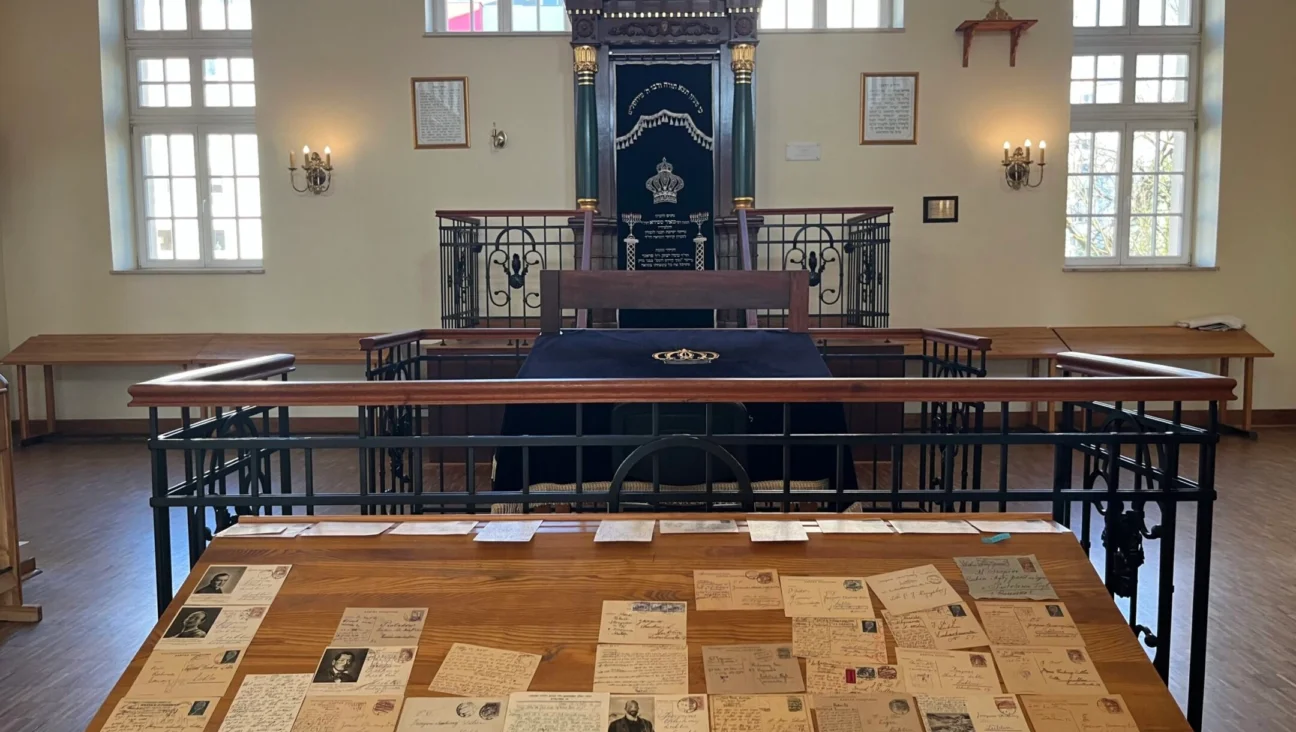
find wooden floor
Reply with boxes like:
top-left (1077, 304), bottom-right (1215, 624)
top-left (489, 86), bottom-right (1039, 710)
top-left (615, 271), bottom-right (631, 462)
top-left (1, 434), bottom-right (1294, 732)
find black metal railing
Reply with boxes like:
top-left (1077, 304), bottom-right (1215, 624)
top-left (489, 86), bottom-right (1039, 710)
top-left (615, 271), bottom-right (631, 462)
top-left (132, 351), bottom-right (1228, 730)
top-left (436, 207), bottom-right (891, 329)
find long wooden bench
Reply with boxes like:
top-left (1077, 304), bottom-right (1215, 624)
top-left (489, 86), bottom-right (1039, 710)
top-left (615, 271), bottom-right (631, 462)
top-left (0, 374), bottom-right (41, 624)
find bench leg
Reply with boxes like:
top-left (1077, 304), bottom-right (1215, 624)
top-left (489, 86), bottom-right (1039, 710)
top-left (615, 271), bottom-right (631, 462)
top-left (1046, 358), bottom-right (1058, 433)
top-left (1218, 358), bottom-right (1230, 427)
top-left (1028, 359), bottom-right (1039, 428)
top-left (43, 365), bottom-right (56, 437)
top-left (15, 366), bottom-right (30, 446)
top-left (1244, 357), bottom-right (1255, 433)
top-left (0, 605), bottom-right (43, 623)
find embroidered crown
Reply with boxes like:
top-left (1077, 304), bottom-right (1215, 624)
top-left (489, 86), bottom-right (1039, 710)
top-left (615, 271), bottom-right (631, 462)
top-left (647, 158), bottom-right (685, 204)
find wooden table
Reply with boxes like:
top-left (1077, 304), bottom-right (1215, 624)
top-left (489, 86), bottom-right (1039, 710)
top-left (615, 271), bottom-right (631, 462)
top-left (1054, 326), bottom-right (1274, 434)
top-left (195, 333), bottom-right (373, 366)
top-left (951, 327), bottom-right (1071, 431)
top-left (87, 513), bottom-right (1191, 732)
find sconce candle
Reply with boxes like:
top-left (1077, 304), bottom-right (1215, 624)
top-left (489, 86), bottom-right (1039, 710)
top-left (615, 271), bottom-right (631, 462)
top-left (1039, 140), bottom-right (1046, 165)
top-left (1002, 140), bottom-right (1046, 190)
top-left (290, 144), bottom-right (334, 195)
top-left (1003, 141), bottom-right (1010, 164)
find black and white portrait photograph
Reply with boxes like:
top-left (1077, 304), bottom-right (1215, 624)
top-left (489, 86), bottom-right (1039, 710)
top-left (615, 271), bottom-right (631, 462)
top-left (194, 566), bottom-right (246, 595)
top-left (924, 712), bottom-right (974, 732)
top-left (163, 607), bottom-right (221, 639)
top-left (313, 648), bottom-right (369, 684)
top-left (1046, 604), bottom-right (1064, 618)
top-left (608, 696), bottom-right (654, 732)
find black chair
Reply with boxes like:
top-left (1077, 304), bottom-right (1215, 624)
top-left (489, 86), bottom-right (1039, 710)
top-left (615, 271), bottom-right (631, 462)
top-left (608, 403), bottom-right (753, 512)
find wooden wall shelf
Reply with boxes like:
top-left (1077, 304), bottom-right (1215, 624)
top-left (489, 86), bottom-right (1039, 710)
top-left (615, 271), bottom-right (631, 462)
top-left (956, 18), bottom-right (1038, 68)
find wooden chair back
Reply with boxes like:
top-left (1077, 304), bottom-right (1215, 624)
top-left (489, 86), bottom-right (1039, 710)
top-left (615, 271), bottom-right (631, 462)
top-left (539, 270), bottom-right (811, 333)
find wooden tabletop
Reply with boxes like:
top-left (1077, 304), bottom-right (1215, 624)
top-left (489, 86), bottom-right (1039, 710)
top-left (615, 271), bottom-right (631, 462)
top-left (1053, 326), bottom-right (1274, 360)
top-left (947, 327), bottom-right (1070, 360)
top-left (195, 334), bottom-right (372, 365)
top-left (0, 334), bottom-right (215, 365)
top-left (87, 513), bottom-right (1190, 732)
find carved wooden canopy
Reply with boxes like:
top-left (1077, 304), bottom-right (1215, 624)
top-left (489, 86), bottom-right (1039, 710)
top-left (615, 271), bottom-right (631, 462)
top-left (564, 0), bottom-right (763, 47)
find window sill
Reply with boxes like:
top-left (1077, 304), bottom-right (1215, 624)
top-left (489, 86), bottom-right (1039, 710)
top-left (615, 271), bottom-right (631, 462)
top-left (422, 31), bottom-right (570, 37)
top-left (1063, 265), bottom-right (1217, 273)
top-left (112, 267), bottom-right (265, 275)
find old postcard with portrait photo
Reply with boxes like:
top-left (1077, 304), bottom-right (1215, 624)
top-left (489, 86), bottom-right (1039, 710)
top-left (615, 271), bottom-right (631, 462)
top-left (607, 695), bottom-right (708, 732)
top-left (157, 605), bottom-right (268, 648)
top-left (187, 564), bottom-right (291, 606)
top-left (309, 646), bottom-right (418, 696)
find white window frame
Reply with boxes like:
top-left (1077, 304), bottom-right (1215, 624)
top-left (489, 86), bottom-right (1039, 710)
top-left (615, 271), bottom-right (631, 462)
top-left (1068, 0), bottom-right (1200, 269)
top-left (759, 0), bottom-right (903, 32)
top-left (424, 0), bottom-right (571, 34)
top-left (127, 0), bottom-right (259, 270)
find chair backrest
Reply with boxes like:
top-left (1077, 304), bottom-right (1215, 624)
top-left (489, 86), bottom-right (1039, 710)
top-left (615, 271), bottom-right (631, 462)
top-left (539, 270), bottom-right (811, 333)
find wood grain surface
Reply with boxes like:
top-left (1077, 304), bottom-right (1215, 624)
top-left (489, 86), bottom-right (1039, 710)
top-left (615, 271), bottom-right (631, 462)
top-left (82, 513), bottom-right (1191, 732)
top-left (1053, 327), bottom-right (1274, 360)
top-left (948, 327), bottom-right (1070, 360)
top-left (0, 334), bottom-right (215, 365)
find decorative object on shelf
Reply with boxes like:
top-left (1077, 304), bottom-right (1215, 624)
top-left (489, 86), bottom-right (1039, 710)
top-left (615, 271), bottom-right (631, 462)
top-left (289, 145), bottom-right (333, 195)
top-left (622, 213), bottom-right (642, 272)
top-left (1003, 139), bottom-right (1046, 190)
top-left (956, 2), bottom-right (1038, 68)
top-left (652, 347), bottom-right (719, 365)
top-left (923, 196), bottom-right (960, 223)
top-left (860, 73), bottom-right (918, 145)
top-left (689, 212), bottom-right (710, 270)
top-left (412, 76), bottom-right (470, 149)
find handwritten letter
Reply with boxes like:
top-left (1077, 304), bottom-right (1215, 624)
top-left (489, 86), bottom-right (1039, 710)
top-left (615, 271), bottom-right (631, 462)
top-left (812, 695), bottom-right (923, 732)
top-left (748, 520), bottom-right (809, 542)
top-left (895, 649), bottom-right (1002, 694)
top-left (1021, 694), bottom-right (1140, 731)
top-left (501, 693), bottom-right (609, 732)
top-left (593, 644), bottom-right (690, 694)
top-left (693, 570), bottom-right (783, 611)
top-left (219, 674), bottom-right (312, 732)
top-left (429, 644), bottom-right (541, 697)
top-left (791, 618), bottom-right (886, 662)
top-left (710, 695), bottom-right (812, 732)
top-left (805, 660), bottom-right (905, 695)
top-left (882, 603), bottom-right (989, 651)
top-left (129, 647), bottom-right (245, 698)
top-left (866, 565), bottom-right (962, 615)
top-left (992, 646), bottom-right (1107, 695)
top-left (978, 602), bottom-right (1082, 647)
top-left (474, 521), bottom-right (542, 543)
top-left (915, 694), bottom-right (1031, 732)
top-left (599, 601), bottom-right (687, 645)
top-left (293, 697), bottom-right (404, 732)
top-left (781, 577), bottom-right (875, 618)
top-left (394, 698), bottom-right (508, 732)
top-left (332, 608), bottom-right (428, 646)
top-left (703, 644), bottom-right (804, 694)
top-left (595, 520), bottom-right (656, 543)
top-left (955, 556), bottom-right (1058, 600)
top-left (102, 698), bottom-right (217, 732)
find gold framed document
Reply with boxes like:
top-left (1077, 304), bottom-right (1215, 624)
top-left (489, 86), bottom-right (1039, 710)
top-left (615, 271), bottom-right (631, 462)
top-left (411, 76), bottom-right (470, 149)
top-left (860, 72), bottom-right (919, 145)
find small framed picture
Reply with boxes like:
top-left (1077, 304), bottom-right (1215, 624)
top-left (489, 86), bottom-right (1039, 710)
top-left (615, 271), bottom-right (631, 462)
top-left (860, 72), bottom-right (919, 145)
top-left (923, 196), bottom-right (959, 224)
top-left (412, 76), bottom-right (470, 149)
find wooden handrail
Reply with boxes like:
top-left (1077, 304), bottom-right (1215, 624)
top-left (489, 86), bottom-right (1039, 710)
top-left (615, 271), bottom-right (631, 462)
top-left (129, 362), bottom-right (1236, 408)
top-left (148, 354), bottom-right (296, 383)
top-left (358, 330), bottom-right (427, 352)
top-left (1055, 352), bottom-right (1219, 379)
top-left (749, 206), bottom-right (894, 217)
top-left (436, 209), bottom-right (585, 218)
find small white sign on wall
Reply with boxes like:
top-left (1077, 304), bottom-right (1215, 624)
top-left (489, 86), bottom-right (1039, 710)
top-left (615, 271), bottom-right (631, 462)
top-left (785, 142), bottom-right (821, 161)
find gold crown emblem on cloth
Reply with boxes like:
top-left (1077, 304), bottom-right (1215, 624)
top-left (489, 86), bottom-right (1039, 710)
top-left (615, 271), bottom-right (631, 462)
top-left (647, 158), bottom-right (685, 204)
top-left (652, 347), bottom-right (719, 364)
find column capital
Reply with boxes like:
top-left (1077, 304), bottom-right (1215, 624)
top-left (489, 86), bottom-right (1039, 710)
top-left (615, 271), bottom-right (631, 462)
top-left (574, 45), bottom-right (599, 79)
top-left (730, 43), bottom-right (755, 74)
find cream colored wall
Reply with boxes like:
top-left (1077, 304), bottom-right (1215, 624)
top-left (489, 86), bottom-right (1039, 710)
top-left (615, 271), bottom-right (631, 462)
top-left (0, 0), bottom-right (1291, 419)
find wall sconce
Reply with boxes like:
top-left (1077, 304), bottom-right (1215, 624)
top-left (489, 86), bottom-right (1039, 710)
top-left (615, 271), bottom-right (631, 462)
top-left (1003, 139), bottom-right (1046, 189)
top-left (289, 145), bottom-right (333, 195)
top-left (490, 123), bottom-right (507, 150)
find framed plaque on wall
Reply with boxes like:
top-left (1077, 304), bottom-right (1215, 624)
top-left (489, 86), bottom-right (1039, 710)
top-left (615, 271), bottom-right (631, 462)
top-left (412, 76), bottom-right (470, 149)
top-left (860, 72), bottom-right (919, 145)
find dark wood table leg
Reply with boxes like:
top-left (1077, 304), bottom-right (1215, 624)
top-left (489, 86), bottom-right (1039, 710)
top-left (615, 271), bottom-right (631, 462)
top-left (1028, 359), bottom-right (1040, 429)
top-left (1047, 358), bottom-right (1058, 432)
top-left (42, 365), bottom-right (56, 437)
top-left (15, 366), bottom-right (30, 446)
top-left (1244, 357), bottom-right (1255, 433)
top-left (1218, 357), bottom-right (1230, 427)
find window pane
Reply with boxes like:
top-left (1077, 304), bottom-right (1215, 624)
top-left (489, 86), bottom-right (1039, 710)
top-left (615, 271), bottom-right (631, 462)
top-left (1093, 175), bottom-right (1119, 215)
top-left (1160, 174), bottom-right (1185, 213)
top-left (1070, 81), bottom-right (1095, 104)
top-left (1093, 132), bottom-right (1121, 173)
top-left (205, 83), bottom-right (232, 107)
top-left (143, 135), bottom-right (170, 176)
top-left (208, 134), bottom-right (235, 176)
top-left (1139, 0), bottom-right (1163, 25)
top-left (140, 84), bottom-right (167, 107)
top-left (239, 219), bottom-right (263, 260)
top-left (1162, 0), bottom-right (1190, 25)
top-left (1131, 175), bottom-right (1157, 213)
top-left (1161, 79), bottom-right (1187, 103)
top-left (165, 58), bottom-right (190, 82)
top-left (1067, 176), bottom-right (1092, 215)
top-left (1132, 130), bottom-right (1158, 173)
top-left (1065, 218), bottom-right (1089, 257)
top-left (167, 83), bottom-right (192, 107)
top-left (204, 58), bottom-right (230, 81)
top-left (171, 134), bottom-right (196, 176)
top-left (201, 0), bottom-right (227, 30)
top-left (1071, 56), bottom-right (1096, 80)
top-left (162, 0), bottom-right (187, 30)
top-left (234, 135), bottom-right (260, 176)
top-left (1135, 80), bottom-right (1159, 103)
top-left (136, 0), bottom-right (162, 31)
top-left (148, 219), bottom-right (175, 260)
top-left (1129, 216), bottom-right (1154, 256)
top-left (231, 83), bottom-right (256, 106)
top-left (1068, 133), bottom-right (1093, 174)
top-left (762, 0), bottom-right (787, 28)
top-left (146, 179), bottom-right (172, 218)
top-left (1156, 216), bottom-right (1183, 256)
top-left (1164, 54), bottom-right (1189, 77)
top-left (787, 0), bottom-right (813, 29)
top-left (213, 219), bottom-right (240, 259)
top-left (446, 0), bottom-right (473, 31)
top-left (1095, 81), bottom-right (1121, 104)
top-left (140, 58), bottom-right (165, 82)
top-left (827, 0), bottom-right (852, 28)
top-left (854, 0), bottom-right (881, 27)
top-left (175, 219), bottom-right (201, 260)
top-left (236, 178), bottom-right (262, 218)
top-left (228, 0), bottom-right (253, 30)
top-left (230, 58), bottom-right (255, 82)
top-left (1091, 217), bottom-right (1117, 257)
top-left (211, 178), bottom-right (238, 217)
top-left (1073, 0), bottom-right (1097, 26)
top-left (173, 177), bottom-right (199, 218)
top-left (1096, 55), bottom-right (1122, 78)
top-left (1159, 130), bottom-right (1187, 171)
top-left (1136, 54), bottom-right (1160, 78)
top-left (512, 0), bottom-right (537, 31)
top-left (1099, 0), bottom-right (1124, 25)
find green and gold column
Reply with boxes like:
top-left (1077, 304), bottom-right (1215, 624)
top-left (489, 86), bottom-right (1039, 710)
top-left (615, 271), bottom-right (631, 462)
top-left (574, 45), bottom-right (599, 211)
top-left (730, 43), bottom-right (756, 210)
